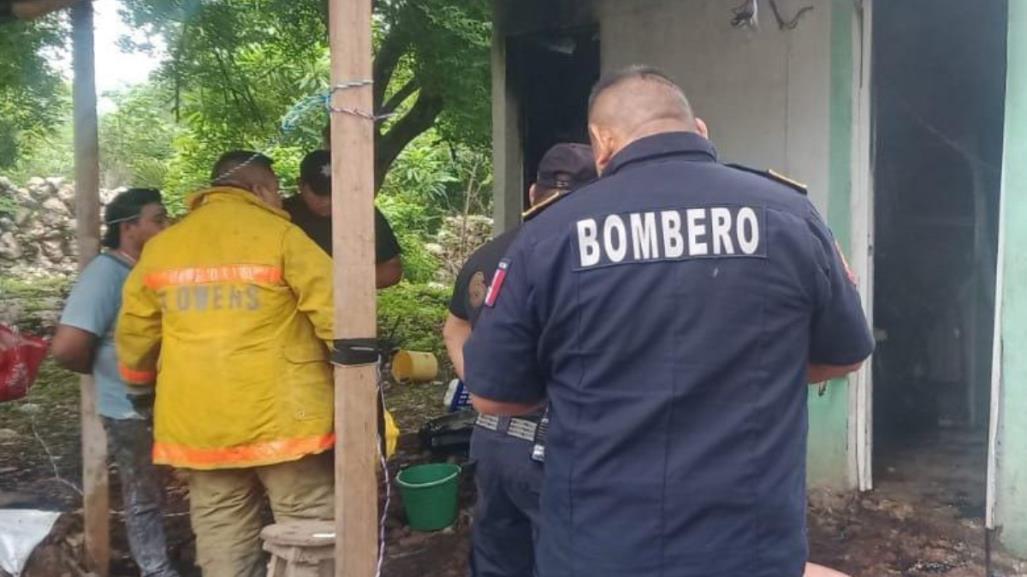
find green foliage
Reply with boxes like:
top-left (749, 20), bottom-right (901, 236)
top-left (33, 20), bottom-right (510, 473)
top-left (375, 131), bottom-right (492, 285)
top-left (0, 195), bottom-right (17, 217)
top-left (4, 109), bottom-right (73, 182)
top-left (407, 1), bottom-right (492, 148)
top-left (117, 0), bottom-right (491, 194)
top-left (0, 16), bottom-right (67, 169)
top-left (378, 195), bottom-right (441, 284)
top-left (99, 84), bottom-right (181, 190)
top-left (377, 281), bottom-right (451, 362)
top-left (381, 133), bottom-right (460, 204)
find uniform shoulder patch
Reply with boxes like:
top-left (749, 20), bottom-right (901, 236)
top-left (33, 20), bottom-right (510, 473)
top-left (727, 164), bottom-right (807, 195)
top-left (468, 271), bottom-right (487, 309)
top-left (522, 191), bottom-right (567, 221)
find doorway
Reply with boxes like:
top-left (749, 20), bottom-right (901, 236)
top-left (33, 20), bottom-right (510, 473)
top-left (870, 0), bottom-right (1007, 516)
top-left (507, 26), bottom-right (600, 210)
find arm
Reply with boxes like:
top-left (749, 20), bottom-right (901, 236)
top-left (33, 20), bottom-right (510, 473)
top-left (115, 264), bottom-right (163, 386)
top-left (282, 226), bottom-right (335, 342)
top-left (56, 257), bottom-right (118, 375)
top-left (376, 256), bottom-right (403, 289)
top-left (464, 237), bottom-right (547, 409)
top-left (374, 208), bottom-right (403, 290)
top-left (51, 325), bottom-right (98, 374)
top-left (443, 313), bottom-right (472, 380)
top-left (444, 258), bottom-right (476, 379)
top-left (808, 361), bottom-right (864, 384)
top-left (806, 204), bottom-right (875, 372)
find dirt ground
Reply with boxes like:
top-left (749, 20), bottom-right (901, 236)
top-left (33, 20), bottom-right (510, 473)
top-left (2, 362), bottom-right (1027, 577)
top-left (808, 429), bottom-right (1026, 577)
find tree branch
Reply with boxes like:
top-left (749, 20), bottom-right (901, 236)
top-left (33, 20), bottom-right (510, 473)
top-left (374, 89), bottom-right (444, 191)
top-left (372, 16), bottom-right (409, 110)
top-left (381, 79), bottom-right (418, 115)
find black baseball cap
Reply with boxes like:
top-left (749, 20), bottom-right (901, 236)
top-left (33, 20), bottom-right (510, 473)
top-left (536, 143), bottom-right (597, 190)
top-left (299, 149), bottom-right (332, 196)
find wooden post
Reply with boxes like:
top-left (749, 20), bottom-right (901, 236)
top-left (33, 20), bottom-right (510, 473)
top-left (72, 2), bottom-right (108, 575)
top-left (328, 1), bottom-right (379, 576)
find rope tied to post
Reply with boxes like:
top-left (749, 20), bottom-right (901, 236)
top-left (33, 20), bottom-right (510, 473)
top-left (325, 80), bottom-right (396, 122)
top-left (206, 81), bottom-right (392, 190)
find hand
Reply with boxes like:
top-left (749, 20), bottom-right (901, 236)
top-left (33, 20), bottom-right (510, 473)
top-left (128, 392), bottom-right (156, 419)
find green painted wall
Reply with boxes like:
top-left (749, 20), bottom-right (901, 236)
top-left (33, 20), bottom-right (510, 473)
top-left (996, 0), bottom-right (1027, 556)
top-left (807, 0), bottom-right (855, 490)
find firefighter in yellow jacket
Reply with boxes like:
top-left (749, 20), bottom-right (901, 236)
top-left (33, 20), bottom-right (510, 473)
top-left (116, 151), bottom-right (336, 577)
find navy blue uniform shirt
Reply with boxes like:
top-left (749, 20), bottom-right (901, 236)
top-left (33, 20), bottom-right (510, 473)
top-left (450, 227), bottom-right (520, 328)
top-left (464, 132), bottom-right (874, 577)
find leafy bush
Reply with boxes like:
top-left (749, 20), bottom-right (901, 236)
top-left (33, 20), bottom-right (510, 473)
top-left (0, 17), bottom-right (67, 170)
top-left (0, 193), bottom-right (17, 217)
top-left (377, 281), bottom-right (452, 378)
top-left (99, 84), bottom-right (180, 190)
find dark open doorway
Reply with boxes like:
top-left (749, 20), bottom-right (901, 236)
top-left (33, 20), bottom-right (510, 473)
top-left (507, 26), bottom-right (600, 210)
top-left (871, 0), bottom-right (1007, 514)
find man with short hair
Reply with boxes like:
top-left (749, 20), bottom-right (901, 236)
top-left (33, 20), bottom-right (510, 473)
top-left (116, 151), bottom-right (336, 577)
top-left (52, 188), bottom-right (178, 577)
top-left (286, 149), bottom-right (403, 288)
top-left (465, 66), bottom-right (874, 577)
top-left (444, 143), bottom-right (596, 577)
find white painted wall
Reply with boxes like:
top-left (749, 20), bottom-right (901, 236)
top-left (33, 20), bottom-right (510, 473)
top-left (594, 0), bottom-right (833, 212)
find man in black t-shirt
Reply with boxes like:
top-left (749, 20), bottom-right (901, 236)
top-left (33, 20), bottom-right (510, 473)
top-left (443, 143), bottom-right (596, 577)
top-left (285, 149), bottom-right (403, 289)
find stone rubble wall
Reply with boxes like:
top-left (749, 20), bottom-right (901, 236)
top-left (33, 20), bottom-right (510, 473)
top-left (425, 214), bottom-right (494, 286)
top-left (0, 176), bottom-right (116, 279)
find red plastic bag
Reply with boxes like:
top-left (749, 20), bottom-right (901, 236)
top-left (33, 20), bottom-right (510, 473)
top-left (0, 324), bottom-right (48, 403)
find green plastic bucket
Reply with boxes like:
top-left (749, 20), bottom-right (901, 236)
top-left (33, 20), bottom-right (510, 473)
top-left (396, 463), bottom-right (461, 531)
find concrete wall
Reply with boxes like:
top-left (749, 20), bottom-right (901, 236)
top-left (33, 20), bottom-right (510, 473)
top-left (995, 0), bottom-right (1027, 556)
top-left (594, 0), bottom-right (833, 212)
top-left (491, 24), bottom-right (523, 233)
top-left (492, 0), bottom-right (863, 488)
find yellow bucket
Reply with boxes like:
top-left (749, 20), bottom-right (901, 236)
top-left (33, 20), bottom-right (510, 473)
top-left (391, 350), bottom-right (439, 383)
top-left (383, 409), bottom-right (400, 459)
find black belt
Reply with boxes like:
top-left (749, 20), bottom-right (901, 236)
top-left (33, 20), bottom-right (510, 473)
top-left (474, 413), bottom-right (540, 442)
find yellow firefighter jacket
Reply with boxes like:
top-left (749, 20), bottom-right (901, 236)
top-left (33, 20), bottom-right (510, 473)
top-left (116, 186), bottom-right (338, 470)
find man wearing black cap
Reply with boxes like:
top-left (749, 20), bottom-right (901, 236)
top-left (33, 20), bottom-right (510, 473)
top-left (285, 149), bottom-right (403, 289)
top-left (443, 143), bottom-right (596, 577)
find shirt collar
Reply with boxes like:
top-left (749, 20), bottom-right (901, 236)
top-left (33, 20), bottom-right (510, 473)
top-left (603, 131), bottom-right (718, 177)
top-left (187, 186), bottom-right (290, 220)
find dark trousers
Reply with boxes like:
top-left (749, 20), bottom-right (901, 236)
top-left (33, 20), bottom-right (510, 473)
top-left (102, 417), bottom-right (180, 577)
top-left (469, 426), bottom-right (544, 577)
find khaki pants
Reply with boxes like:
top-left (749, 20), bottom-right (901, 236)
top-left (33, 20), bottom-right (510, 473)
top-left (187, 452), bottom-right (334, 577)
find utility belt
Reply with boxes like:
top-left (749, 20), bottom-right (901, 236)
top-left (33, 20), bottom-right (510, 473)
top-left (475, 408), bottom-right (550, 463)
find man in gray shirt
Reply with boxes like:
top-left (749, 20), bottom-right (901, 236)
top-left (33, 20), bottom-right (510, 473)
top-left (52, 188), bottom-right (179, 577)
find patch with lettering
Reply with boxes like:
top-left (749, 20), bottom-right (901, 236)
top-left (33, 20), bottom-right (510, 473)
top-left (468, 271), bottom-right (487, 309)
top-left (574, 205), bottom-right (766, 270)
top-left (158, 284), bottom-right (261, 312)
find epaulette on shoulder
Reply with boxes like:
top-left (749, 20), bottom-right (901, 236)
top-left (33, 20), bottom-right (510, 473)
top-left (727, 164), bottom-right (807, 195)
top-left (522, 190), bottom-right (569, 221)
